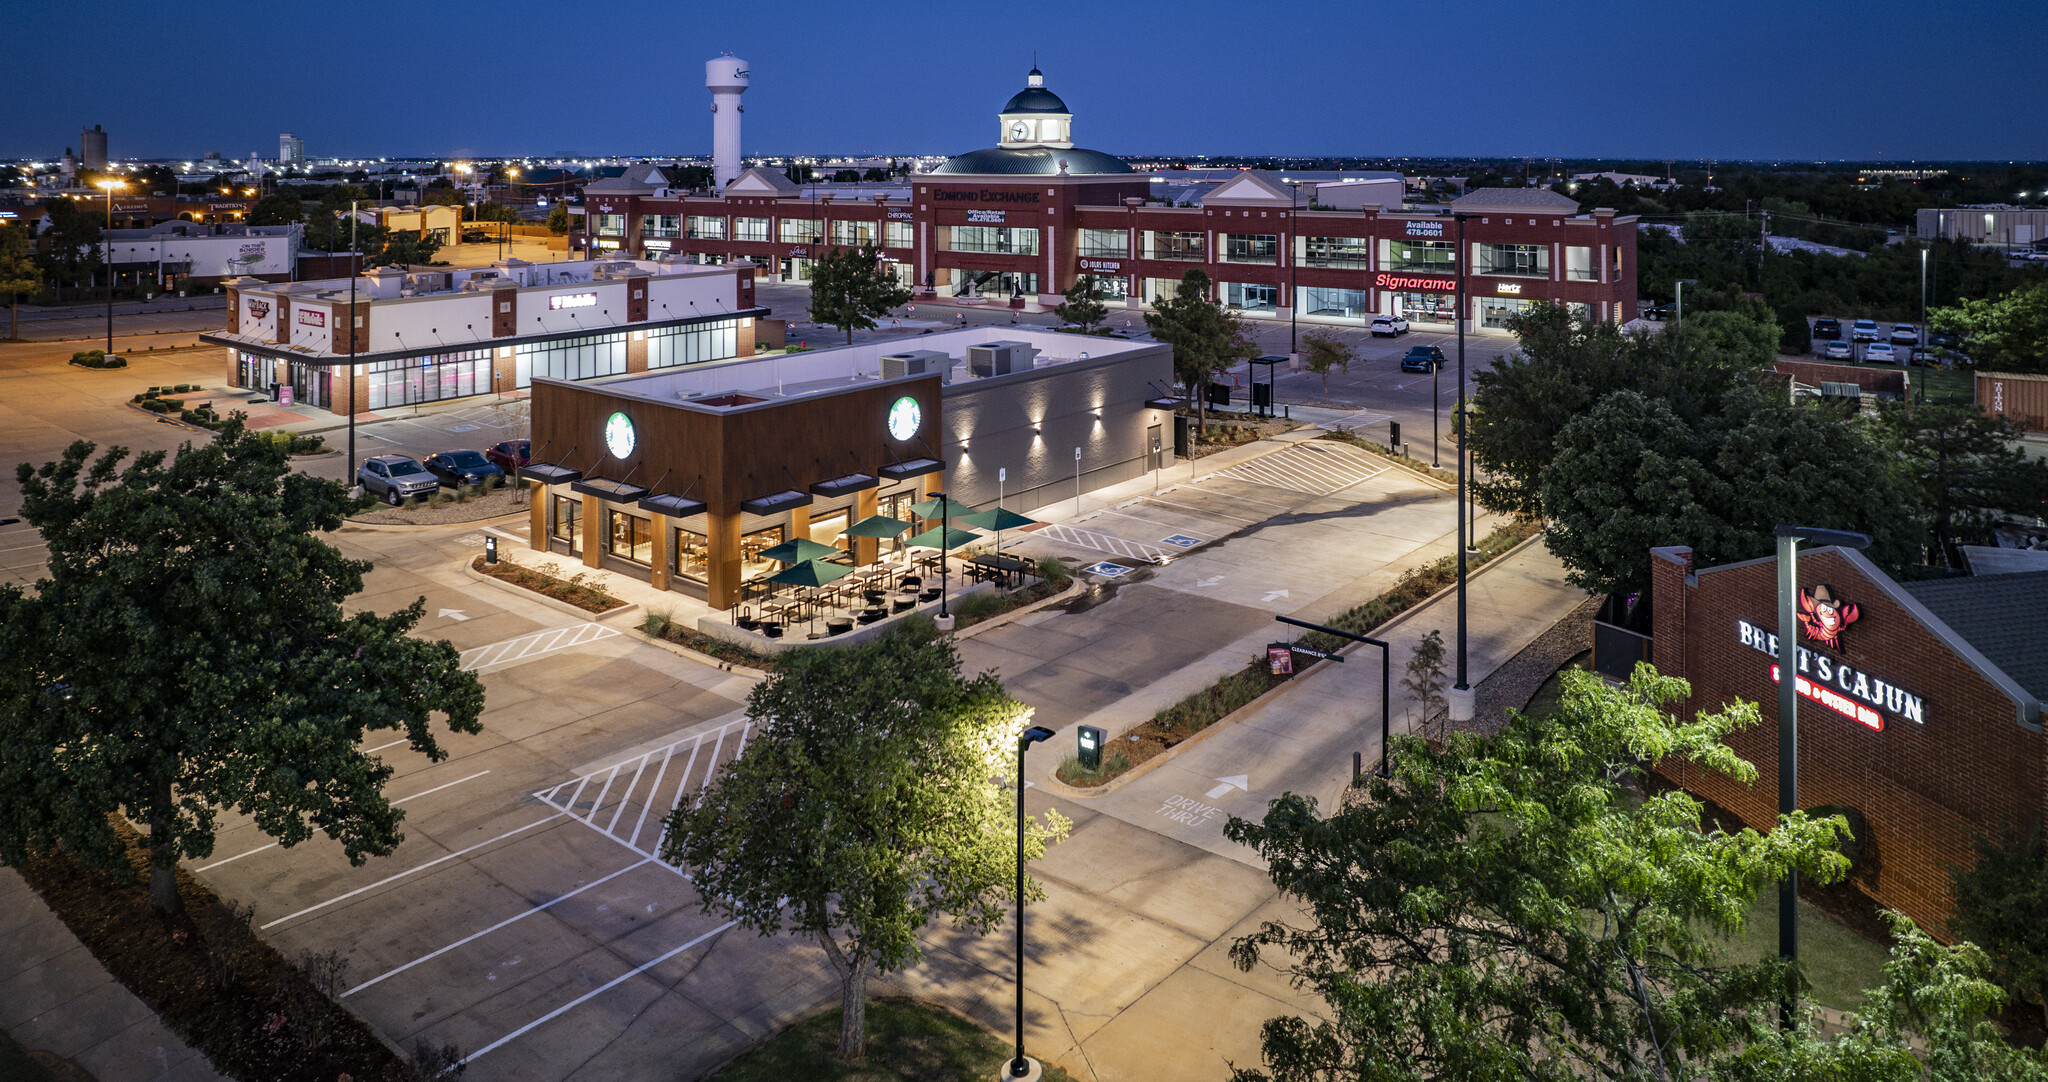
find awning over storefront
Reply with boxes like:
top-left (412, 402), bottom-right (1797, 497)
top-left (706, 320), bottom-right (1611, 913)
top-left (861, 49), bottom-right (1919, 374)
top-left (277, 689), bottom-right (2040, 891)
top-left (571, 477), bottom-right (652, 502)
top-left (879, 458), bottom-right (944, 481)
top-left (740, 488), bottom-right (813, 516)
top-left (638, 492), bottom-right (708, 518)
top-left (1145, 395), bottom-right (1186, 410)
top-left (809, 472), bottom-right (879, 498)
top-left (519, 463), bottom-right (584, 485)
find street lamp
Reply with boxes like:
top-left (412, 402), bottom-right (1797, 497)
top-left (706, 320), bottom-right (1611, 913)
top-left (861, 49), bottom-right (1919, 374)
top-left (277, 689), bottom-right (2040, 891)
top-left (1010, 724), bottom-right (1057, 1080)
top-left (1448, 213), bottom-right (1474, 724)
top-left (1772, 524), bottom-right (1870, 1027)
top-left (1286, 180), bottom-right (1306, 354)
top-left (1918, 248), bottom-right (1928, 403)
top-left (97, 178), bottom-right (125, 353)
top-left (1674, 278), bottom-right (1699, 325)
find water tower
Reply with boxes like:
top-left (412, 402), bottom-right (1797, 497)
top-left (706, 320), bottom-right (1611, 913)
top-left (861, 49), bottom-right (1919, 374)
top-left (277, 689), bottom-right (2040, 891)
top-left (706, 55), bottom-right (750, 193)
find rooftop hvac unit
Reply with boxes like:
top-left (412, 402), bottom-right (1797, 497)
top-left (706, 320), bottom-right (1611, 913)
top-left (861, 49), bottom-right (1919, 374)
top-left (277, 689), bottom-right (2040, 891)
top-left (881, 350), bottom-right (951, 380)
top-left (967, 340), bottom-right (1038, 378)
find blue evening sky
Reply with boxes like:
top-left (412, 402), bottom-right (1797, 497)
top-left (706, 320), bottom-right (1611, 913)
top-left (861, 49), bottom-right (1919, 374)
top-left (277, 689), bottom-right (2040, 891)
top-left (11, 0), bottom-right (2043, 162)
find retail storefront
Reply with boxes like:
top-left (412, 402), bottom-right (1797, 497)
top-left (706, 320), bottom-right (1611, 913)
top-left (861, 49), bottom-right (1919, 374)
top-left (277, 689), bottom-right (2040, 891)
top-left (1644, 544), bottom-right (2047, 934)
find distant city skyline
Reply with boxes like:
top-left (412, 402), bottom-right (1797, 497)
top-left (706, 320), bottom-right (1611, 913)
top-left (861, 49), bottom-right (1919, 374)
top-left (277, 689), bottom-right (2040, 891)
top-left (9, 0), bottom-right (2045, 162)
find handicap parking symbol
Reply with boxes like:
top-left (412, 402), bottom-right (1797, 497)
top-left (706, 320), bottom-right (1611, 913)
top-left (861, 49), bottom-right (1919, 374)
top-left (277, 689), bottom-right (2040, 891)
top-left (1159, 534), bottom-right (1201, 549)
top-left (1085, 561), bottom-right (1133, 578)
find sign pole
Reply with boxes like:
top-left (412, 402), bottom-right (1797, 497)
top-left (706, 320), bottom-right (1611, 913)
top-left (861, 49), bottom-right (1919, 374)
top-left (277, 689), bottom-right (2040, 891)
top-left (1775, 530), bottom-right (1800, 1028)
top-left (1276, 615), bottom-right (1390, 778)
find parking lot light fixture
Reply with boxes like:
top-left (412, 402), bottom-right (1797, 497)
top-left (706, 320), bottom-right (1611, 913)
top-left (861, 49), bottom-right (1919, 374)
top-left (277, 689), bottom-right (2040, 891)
top-left (97, 178), bottom-right (125, 353)
top-left (1011, 724), bottom-right (1057, 1079)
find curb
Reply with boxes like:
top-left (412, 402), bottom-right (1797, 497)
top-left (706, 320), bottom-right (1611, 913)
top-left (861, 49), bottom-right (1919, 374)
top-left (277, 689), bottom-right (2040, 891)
top-left (950, 578), bottom-right (1084, 641)
top-left (460, 556), bottom-right (638, 624)
top-left (343, 508), bottom-right (531, 531)
top-left (627, 624), bottom-right (774, 676)
top-left (1040, 526), bottom-right (1549, 800)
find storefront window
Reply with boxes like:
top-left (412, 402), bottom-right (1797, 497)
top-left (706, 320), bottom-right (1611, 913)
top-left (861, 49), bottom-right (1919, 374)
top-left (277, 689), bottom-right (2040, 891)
top-left (884, 221), bottom-right (913, 249)
top-left (1385, 239), bottom-right (1456, 272)
top-left (1077, 228), bottom-right (1126, 257)
top-left (1144, 231), bottom-right (1205, 261)
top-left (1300, 287), bottom-right (1367, 318)
top-left (778, 218), bottom-right (821, 244)
top-left (739, 525), bottom-right (784, 581)
top-left (1304, 236), bottom-right (1371, 268)
top-left (1222, 234), bottom-right (1278, 264)
top-left (641, 215), bottom-right (680, 239)
top-left (514, 332), bottom-right (626, 387)
top-left (948, 226), bottom-right (1039, 255)
top-left (1566, 245), bottom-right (1595, 281)
top-left (687, 215), bottom-right (725, 240)
top-left (552, 494), bottom-right (582, 552)
top-left (1223, 282), bottom-right (1276, 312)
top-left (967, 271), bottom-right (1038, 298)
top-left (807, 509), bottom-right (851, 553)
top-left (595, 214), bottom-right (626, 236)
top-left (1481, 296), bottom-right (1536, 329)
top-left (780, 257), bottom-right (816, 282)
top-left (692, 252), bottom-right (725, 265)
top-left (608, 510), bottom-right (653, 565)
top-left (1476, 243), bottom-right (1548, 277)
top-left (647, 318), bottom-right (740, 369)
top-left (1395, 291), bottom-right (1455, 325)
top-left (734, 216), bottom-right (769, 242)
top-left (673, 528), bottom-right (709, 581)
top-left (366, 348), bottom-right (495, 410)
top-left (829, 220), bottom-right (877, 246)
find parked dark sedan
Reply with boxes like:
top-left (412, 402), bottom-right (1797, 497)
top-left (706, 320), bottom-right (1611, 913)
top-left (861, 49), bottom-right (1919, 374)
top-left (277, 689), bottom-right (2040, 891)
top-left (484, 439), bottom-right (531, 474)
top-left (1400, 345), bottom-right (1446, 373)
top-left (1812, 317), bottom-right (1842, 340)
top-left (423, 449), bottom-right (506, 488)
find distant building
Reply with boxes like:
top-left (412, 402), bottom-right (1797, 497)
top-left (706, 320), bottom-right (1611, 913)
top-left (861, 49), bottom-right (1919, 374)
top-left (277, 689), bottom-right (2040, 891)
top-left (59, 148), bottom-right (77, 180)
top-left (279, 133), bottom-right (305, 167)
top-left (1918, 205), bottom-right (2048, 249)
top-left (1571, 171), bottom-right (1670, 189)
top-left (79, 125), bottom-right (107, 171)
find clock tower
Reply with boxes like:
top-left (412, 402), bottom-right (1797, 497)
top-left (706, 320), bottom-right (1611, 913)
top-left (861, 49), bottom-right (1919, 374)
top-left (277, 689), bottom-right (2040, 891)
top-left (996, 67), bottom-right (1074, 150)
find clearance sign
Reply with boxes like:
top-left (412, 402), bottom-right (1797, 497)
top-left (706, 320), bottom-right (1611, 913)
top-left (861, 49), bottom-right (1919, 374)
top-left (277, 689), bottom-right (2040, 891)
top-left (1735, 619), bottom-right (1926, 730)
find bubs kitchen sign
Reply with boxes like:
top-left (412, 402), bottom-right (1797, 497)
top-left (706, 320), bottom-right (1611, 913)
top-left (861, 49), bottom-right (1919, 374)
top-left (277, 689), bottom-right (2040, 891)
top-left (1735, 586), bottom-right (1926, 731)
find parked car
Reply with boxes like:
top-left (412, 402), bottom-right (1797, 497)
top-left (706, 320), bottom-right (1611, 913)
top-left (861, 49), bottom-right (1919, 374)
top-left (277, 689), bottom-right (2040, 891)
top-left (1400, 345), bottom-right (1446, 373)
top-left (1929, 328), bottom-right (1961, 348)
top-left (484, 439), bottom-right (531, 474)
top-left (461, 229), bottom-right (490, 243)
top-left (1908, 346), bottom-right (1941, 365)
top-left (1864, 342), bottom-right (1898, 364)
top-left (1851, 319), bottom-right (1881, 342)
top-left (423, 449), bottom-right (507, 488)
top-left (1642, 303), bottom-right (1674, 322)
top-left (1820, 340), bottom-right (1854, 360)
top-left (1889, 323), bottom-right (1919, 344)
top-left (1812, 317), bottom-right (1842, 340)
top-left (357, 455), bottom-right (441, 505)
top-left (1370, 315), bottom-right (1410, 337)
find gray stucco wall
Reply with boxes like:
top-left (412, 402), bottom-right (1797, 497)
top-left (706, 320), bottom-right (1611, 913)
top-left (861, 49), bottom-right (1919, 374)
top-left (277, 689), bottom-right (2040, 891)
top-left (937, 340), bottom-right (1175, 512)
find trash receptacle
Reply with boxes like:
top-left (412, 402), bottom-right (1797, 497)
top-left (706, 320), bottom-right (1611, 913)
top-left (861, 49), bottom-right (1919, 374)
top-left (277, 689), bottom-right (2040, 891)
top-left (269, 383), bottom-right (282, 401)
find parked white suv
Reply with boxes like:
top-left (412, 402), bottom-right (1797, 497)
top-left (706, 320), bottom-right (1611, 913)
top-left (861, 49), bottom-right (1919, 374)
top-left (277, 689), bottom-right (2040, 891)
top-left (1889, 323), bottom-right (1918, 344)
top-left (1370, 315), bottom-right (1410, 337)
top-left (1851, 319), bottom-right (1881, 342)
top-left (357, 455), bottom-right (441, 506)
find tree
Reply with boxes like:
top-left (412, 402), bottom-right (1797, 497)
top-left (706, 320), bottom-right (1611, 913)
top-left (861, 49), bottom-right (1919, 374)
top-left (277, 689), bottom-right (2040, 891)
top-left (421, 187), bottom-right (464, 208)
top-left (546, 202), bottom-right (571, 235)
top-left (0, 223), bottom-right (42, 340)
top-left (1932, 281), bottom-right (2048, 374)
top-left (1223, 665), bottom-right (1851, 1082)
top-left (377, 230), bottom-right (443, 269)
top-left (37, 198), bottom-right (102, 300)
top-left (1777, 302), bottom-right (1812, 354)
top-left (247, 193), bottom-right (305, 226)
top-left (1298, 329), bottom-right (1355, 402)
top-left (1054, 273), bottom-right (1108, 333)
top-left (1144, 270), bottom-right (1256, 436)
top-left (1871, 402), bottom-right (2048, 568)
top-left (807, 244), bottom-right (911, 344)
top-left (0, 421), bottom-right (485, 912)
top-left (660, 625), bottom-right (1068, 1060)
top-left (1949, 829), bottom-right (2048, 1030)
top-left (1400, 628), bottom-right (1446, 743)
top-left (1720, 911), bottom-right (2048, 1081)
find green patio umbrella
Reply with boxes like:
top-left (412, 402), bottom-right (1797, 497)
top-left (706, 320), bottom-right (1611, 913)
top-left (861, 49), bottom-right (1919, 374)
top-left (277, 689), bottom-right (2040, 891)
top-left (767, 558), bottom-right (856, 635)
top-left (910, 495), bottom-right (976, 521)
top-left (756, 537), bottom-right (838, 564)
top-left (843, 514), bottom-right (914, 539)
top-left (960, 507), bottom-right (1037, 553)
top-left (904, 524), bottom-right (983, 551)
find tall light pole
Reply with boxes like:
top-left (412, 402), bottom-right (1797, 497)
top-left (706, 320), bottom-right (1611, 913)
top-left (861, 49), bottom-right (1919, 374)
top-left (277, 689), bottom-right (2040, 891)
top-left (1675, 277), bottom-right (1698, 325)
top-left (97, 178), bottom-right (125, 353)
top-left (1918, 248), bottom-right (1928, 403)
top-left (1447, 213), bottom-right (1474, 724)
top-left (1286, 180), bottom-right (1306, 354)
top-left (1010, 724), bottom-right (1056, 1080)
top-left (347, 203), bottom-right (360, 487)
top-left (1772, 525), bottom-right (1870, 1027)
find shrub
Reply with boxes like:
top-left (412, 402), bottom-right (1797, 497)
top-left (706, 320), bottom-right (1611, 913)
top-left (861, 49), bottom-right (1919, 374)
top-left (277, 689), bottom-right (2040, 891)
top-left (141, 399), bottom-right (171, 413)
top-left (643, 609), bottom-right (675, 638)
top-left (954, 591), bottom-right (1009, 621)
top-left (1037, 557), bottom-right (1072, 587)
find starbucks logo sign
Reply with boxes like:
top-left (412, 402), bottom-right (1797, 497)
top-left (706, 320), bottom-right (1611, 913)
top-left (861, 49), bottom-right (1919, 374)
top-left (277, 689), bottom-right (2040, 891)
top-left (604, 411), bottom-right (636, 459)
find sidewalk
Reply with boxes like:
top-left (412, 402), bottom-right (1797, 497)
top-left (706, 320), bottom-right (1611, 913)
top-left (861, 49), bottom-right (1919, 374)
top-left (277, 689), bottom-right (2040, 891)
top-left (0, 869), bottom-right (226, 1082)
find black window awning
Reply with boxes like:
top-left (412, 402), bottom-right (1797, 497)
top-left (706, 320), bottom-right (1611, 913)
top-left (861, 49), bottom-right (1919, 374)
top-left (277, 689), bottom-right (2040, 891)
top-left (571, 477), bottom-right (652, 502)
top-left (1145, 395), bottom-right (1185, 410)
top-left (639, 492), bottom-right (708, 518)
top-left (809, 472), bottom-right (878, 499)
top-left (519, 463), bottom-right (584, 485)
top-left (740, 488), bottom-right (812, 516)
top-left (879, 458), bottom-right (944, 481)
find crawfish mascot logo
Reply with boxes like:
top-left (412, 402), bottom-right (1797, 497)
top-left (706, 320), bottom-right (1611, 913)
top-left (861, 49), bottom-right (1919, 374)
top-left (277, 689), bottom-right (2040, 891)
top-left (1797, 585), bottom-right (1859, 649)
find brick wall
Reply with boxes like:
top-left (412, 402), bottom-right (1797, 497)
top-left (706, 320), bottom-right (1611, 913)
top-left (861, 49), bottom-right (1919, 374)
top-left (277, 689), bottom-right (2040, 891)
top-left (1774, 360), bottom-right (1907, 396)
top-left (1650, 546), bottom-right (2043, 934)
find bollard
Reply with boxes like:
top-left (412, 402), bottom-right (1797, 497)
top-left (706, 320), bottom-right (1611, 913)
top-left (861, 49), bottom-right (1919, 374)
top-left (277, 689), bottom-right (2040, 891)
top-left (1353, 751), bottom-right (1362, 781)
top-left (485, 535), bottom-right (498, 565)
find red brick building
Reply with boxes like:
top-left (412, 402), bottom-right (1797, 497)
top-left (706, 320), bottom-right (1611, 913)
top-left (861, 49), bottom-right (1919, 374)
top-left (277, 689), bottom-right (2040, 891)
top-left (1648, 544), bottom-right (2047, 932)
top-left (572, 67), bottom-right (1640, 333)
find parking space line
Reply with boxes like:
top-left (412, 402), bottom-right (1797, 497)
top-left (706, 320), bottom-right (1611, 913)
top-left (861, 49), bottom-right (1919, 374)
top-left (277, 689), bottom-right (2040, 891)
top-left (606, 753), bottom-right (653, 835)
top-left (533, 717), bottom-right (752, 865)
top-left (458, 624), bottom-right (621, 673)
top-left (625, 745), bottom-right (676, 852)
top-left (364, 737), bottom-right (410, 755)
top-left (1035, 523), bottom-right (1170, 564)
top-left (1136, 496), bottom-right (1257, 526)
top-left (340, 857), bottom-right (651, 999)
top-left (458, 920), bottom-right (739, 1067)
top-left (1096, 509), bottom-right (1203, 541)
top-left (259, 812), bottom-right (568, 929)
top-left (194, 771), bottom-right (491, 872)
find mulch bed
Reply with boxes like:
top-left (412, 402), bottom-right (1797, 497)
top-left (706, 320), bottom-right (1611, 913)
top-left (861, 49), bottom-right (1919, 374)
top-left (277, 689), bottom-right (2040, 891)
top-left (1450, 596), bottom-right (1603, 739)
top-left (471, 553), bottom-right (624, 613)
top-left (13, 818), bottom-right (425, 1082)
top-left (351, 486), bottom-right (529, 526)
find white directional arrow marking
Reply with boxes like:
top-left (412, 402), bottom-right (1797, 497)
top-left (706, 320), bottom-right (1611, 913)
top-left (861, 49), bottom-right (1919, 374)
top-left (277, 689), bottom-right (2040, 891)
top-left (438, 608), bottom-right (470, 621)
top-left (1206, 775), bottom-right (1249, 799)
top-left (1195, 576), bottom-right (1225, 588)
top-left (1261, 590), bottom-right (1290, 603)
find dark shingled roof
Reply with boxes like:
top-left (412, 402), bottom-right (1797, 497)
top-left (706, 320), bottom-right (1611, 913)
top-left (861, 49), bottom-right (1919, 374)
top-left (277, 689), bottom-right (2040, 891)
top-left (1001, 86), bottom-right (1070, 115)
top-left (1899, 569), bottom-right (2048, 702)
top-left (928, 146), bottom-right (1133, 176)
top-left (1451, 187), bottom-right (1584, 210)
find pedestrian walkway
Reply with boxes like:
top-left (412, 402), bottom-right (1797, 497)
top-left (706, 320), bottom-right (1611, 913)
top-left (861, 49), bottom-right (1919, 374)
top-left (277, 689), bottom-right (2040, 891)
top-left (0, 868), bottom-right (228, 1082)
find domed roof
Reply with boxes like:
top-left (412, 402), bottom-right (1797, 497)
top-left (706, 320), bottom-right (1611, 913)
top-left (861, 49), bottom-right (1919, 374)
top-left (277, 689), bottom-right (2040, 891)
top-left (929, 147), bottom-right (1133, 176)
top-left (1001, 86), bottom-right (1070, 115)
